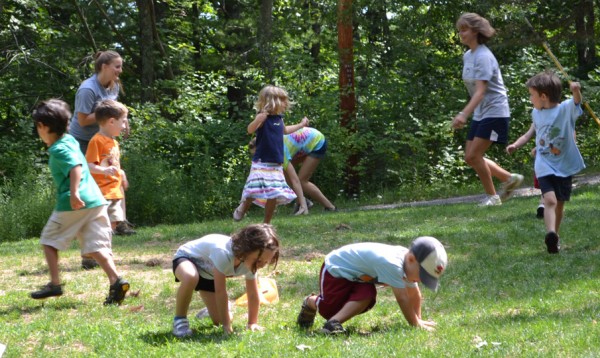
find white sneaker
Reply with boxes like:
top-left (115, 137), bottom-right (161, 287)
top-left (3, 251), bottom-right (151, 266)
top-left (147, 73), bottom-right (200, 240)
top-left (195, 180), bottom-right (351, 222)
top-left (479, 194), bottom-right (502, 206)
top-left (500, 173), bottom-right (524, 201)
top-left (173, 318), bottom-right (192, 337)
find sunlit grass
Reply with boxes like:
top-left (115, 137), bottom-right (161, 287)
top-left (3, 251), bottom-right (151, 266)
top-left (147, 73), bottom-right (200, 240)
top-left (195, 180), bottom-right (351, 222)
top-left (1, 184), bottom-right (599, 357)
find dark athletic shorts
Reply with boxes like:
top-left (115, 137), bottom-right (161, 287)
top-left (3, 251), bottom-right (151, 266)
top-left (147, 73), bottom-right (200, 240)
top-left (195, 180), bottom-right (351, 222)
top-left (309, 139), bottom-right (328, 159)
top-left (172, 256), bottom-right (216, 292)
top-left (538, 175), bottom-right (573, 202)
top-left (467, 117), bottom-right (509, 144)
top-left (315, 264), bottom-right (377, 320)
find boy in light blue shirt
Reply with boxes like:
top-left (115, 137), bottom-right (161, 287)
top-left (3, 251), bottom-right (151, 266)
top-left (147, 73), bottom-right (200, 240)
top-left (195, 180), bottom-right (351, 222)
top-left (507, 71), bottom-right (584, 254)
top-left (296, 237), bottom-right (448, 334)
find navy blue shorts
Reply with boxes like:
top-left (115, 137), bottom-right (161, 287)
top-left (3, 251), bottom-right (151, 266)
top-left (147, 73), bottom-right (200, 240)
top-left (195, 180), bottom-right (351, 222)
top-left (467, 117), bottom-right (509, 144)
top-left (172, 256), bottom-right (216, 292)
top-left (309, 139), bottom-right (328, 159)
top-left (538, 175), bottom-right (573, 201)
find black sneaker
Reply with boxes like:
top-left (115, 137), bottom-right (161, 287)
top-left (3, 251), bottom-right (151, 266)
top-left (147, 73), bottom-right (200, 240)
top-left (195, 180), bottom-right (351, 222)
top-left (31, 283), bottom-right (63, 299)
top-left (296, 295), bottom-right (317, 328)
top-left (114, 221), bottom-right (136, 236)
top-left (81, 257), bottom-right (99, 270)
top-left (545, 232), bottom-right (560, 254)
top-left (320, 319), bottom-right (346, 335)
top-left (104, 277), bottom-right (130, 305)
top-left (536, 205), bottom-right (544, 219)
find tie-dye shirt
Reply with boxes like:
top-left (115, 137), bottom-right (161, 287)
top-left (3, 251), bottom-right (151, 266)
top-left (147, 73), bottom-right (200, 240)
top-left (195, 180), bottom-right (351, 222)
top-left (283, 127), bottom-right (325, 168)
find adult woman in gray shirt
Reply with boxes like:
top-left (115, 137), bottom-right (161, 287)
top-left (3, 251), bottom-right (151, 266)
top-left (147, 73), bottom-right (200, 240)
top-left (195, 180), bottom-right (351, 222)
top-left (451, 13), bottom-right (523, 206)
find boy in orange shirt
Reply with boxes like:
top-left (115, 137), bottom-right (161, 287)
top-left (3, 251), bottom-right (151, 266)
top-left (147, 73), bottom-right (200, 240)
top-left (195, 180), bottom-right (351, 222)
top-left (86, 99), bottom-right (133, 236)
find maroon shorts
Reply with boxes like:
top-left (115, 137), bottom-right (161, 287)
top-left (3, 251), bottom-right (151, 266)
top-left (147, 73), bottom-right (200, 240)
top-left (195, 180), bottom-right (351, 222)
top-left (315, 264), bottom-right (377, 320)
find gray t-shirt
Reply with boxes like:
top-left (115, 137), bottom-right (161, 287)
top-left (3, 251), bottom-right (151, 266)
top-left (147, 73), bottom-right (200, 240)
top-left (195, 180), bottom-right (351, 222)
top-left (462, 44), bottom-right (510, 121)
top-left (324, 242), bottom-right (417, 289)
top-left (534, 98), bottom-right (585, 178)
top-left (69, 74), bottom-right (119, 142)
top-left (174, 234), bottom-right (256, 280)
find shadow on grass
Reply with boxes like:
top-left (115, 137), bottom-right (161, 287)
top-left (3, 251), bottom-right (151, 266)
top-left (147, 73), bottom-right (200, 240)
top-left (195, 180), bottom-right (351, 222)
top-left (139, 328), bottom-right (229, 346)
top-left (0, 298), bottom-right (82, 316)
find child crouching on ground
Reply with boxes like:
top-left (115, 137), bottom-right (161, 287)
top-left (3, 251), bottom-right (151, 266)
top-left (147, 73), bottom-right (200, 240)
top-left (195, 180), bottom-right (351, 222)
top-left (297, 237), bottom-right (447, 334)
top-left (30, 99), bottom-right (129, 305)
top-left (172, 224), bottom-right (280, 337)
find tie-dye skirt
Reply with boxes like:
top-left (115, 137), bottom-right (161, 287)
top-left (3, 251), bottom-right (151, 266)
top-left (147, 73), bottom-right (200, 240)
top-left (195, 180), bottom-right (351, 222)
top-left (240, 161), bottom-right (297, 208)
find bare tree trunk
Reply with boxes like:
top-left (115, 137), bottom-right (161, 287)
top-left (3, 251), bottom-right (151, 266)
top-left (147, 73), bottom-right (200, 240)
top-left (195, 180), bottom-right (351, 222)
top-left (136, 0), bottom-right (155, 102)
top-left (258, 0), bottom-right (274, 82)
top-left (337, 0), bottom-right (359, 196)
top-left (574, 0), bottom-right (596, 78)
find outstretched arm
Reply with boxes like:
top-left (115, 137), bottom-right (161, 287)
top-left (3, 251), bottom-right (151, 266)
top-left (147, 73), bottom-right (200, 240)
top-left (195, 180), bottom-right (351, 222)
top-left (284, 116), bottom-right (309, 134)
top-left (213, 269), bottom-right (233, 334)
top-left (392, 286), bottom-right (436, 331)
top-left (245, 278), bottom-right (264, 331)
top-left (506, 123), bottom-right (535, 154)
top-left (570, 82), bottom-right (582, 105)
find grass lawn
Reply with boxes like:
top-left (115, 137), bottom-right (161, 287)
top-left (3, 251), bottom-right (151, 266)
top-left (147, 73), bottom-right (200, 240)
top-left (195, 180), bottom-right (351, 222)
top-left (1, 185), bottom-right (599, 357)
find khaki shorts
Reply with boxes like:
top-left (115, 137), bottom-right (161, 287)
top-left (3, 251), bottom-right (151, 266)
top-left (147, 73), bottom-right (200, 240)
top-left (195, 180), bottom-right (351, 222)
top-left (40, 205), bottom-right (112, 255)
top-left (107, 199), bottom-right (125, 223)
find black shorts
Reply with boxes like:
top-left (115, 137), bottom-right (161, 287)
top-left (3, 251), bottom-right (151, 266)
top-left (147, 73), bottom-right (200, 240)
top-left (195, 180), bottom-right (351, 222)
top-left (467, 117), bottom-right (509, 144)
top-left (172, 256), bottom-right (216, 292)
top-left (538, 175), bottom-right (573, 202)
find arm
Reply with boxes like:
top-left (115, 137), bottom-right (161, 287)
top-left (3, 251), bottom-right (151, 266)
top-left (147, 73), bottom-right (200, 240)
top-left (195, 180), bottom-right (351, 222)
top-left (506, 123), bottom-right (535, 154)
top-left (120, 170), bottom-right (129, 191)
top-left (245, 278), bottom-right (263, 331)
top-left (77, 112), bottom-right (97, 127)
top-left (247, 113), bottom-right (268, 134)
top-left (213, 268), bottom-right (233, 334)
top-left (284, 116), bottom-right (309, 134)
top-left (88, 162), bottom-right (119, 177)
top-left (452, 80), bottom-right (487, 129)
top-left (570, 82), bottom-right (582, 104)
top-left (392, 286), bottom-right (436, 331)
top-left (69, 165), bottom-right (86, 210)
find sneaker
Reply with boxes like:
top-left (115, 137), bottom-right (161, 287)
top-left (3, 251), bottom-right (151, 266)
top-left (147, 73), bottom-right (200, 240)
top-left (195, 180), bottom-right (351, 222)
top-left (30, 282), bottom-right (63, 299)
top-left (479, 194), bottom-right (502, 207)
top-left (173, 317), bottom-right (193, 338)
top-left (320, 319), bottom-right (346, 335)
top-left (536, 205), bottom-right (545, 219)
top-left (114, 221), bottom-right (136, 235)
top-left (500, 173), bottom-right (524, 201)
top-left (233, 204), bottom-right (245, 222)
top-left (104, 277), bottom-right (130, 305)
top-left (81, 257), bottom-right (99, 270)
top-left (545, 232), bottom-right (560, 254)
top-left (296, 295), bottom-right (317, 328)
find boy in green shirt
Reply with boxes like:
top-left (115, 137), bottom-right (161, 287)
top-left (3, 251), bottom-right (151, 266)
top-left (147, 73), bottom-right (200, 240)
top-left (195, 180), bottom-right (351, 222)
top-left (30, 99), bottom-right (129, 305)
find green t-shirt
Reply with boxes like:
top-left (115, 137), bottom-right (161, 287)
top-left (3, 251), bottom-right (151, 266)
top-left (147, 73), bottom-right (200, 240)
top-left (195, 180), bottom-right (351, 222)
top-left (48, 134), bottom-right (106, 211)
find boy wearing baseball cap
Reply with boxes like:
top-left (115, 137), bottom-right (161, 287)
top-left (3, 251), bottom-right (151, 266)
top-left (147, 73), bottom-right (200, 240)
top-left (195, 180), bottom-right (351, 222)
top-left (297, 236), bottom-right (448, 334)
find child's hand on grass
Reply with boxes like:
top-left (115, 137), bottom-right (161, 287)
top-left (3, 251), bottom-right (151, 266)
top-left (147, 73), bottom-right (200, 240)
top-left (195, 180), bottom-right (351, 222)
top-left (417, 318), bottom-right (437, 332)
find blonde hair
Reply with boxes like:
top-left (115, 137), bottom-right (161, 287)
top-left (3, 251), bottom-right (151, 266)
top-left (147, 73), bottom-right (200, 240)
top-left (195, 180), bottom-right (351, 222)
top-left (254, 85), bottom-right (292, 115)
top-left (456, 13), bottom-right (496, 44)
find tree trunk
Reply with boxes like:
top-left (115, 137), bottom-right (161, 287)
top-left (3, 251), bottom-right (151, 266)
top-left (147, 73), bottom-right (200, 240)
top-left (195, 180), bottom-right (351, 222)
top-left (574, 0), bottom-right (596, 78)
top-left (258, 0), bottom-right (274, 82)
top-left (337, 0), bottom-right (359, 196)
top-left (136, 0), bottom-right (155, 102)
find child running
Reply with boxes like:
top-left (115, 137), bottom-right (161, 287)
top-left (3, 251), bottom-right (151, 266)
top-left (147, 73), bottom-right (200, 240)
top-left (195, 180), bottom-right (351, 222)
top-left (297, 236), bottom-right (448, 334)
top-left (233, 85), bottom-right (308, 223)
top-left (506, 71), bottom-right (585, 253)
top-left (30, 99), bottom-right (129, 305)
top-left (172, 223), bottom-right (280, 337)
top-left (86, 100), bottom-right (131, 235)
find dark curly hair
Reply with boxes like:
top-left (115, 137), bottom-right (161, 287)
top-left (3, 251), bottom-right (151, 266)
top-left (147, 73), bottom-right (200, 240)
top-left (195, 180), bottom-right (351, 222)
top-left (32, 99), bottom-right (71, 137)
top-left (231, 224), bottom-right (280, 273)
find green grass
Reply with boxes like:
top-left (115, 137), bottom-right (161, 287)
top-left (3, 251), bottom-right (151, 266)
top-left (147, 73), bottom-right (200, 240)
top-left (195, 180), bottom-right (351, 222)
top-left (1, 185), bottom-right (600, 357)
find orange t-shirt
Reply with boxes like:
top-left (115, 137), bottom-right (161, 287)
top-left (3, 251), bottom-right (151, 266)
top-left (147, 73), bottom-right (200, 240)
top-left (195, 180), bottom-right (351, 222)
top-left (86, 133), bottom-right (123, 200)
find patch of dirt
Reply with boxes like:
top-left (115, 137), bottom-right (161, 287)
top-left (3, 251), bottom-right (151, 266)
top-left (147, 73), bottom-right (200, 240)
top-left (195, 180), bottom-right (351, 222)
top-left (361, 172), bottom-right (600, 210)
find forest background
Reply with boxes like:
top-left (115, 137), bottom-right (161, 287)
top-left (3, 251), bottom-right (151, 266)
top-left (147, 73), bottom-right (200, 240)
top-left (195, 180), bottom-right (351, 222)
top-left (1, 0), bottom-right (599, 241)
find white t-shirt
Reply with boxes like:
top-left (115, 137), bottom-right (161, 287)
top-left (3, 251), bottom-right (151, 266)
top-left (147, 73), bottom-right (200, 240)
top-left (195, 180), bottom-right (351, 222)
top-left (174, 234), bottom-right (256, 280)
top-left (534, 98), bottom-right (585, 178)
top-left (462, 44), bottom-right (510, 121)
top-left (324, 243), bottom-right (417, 289)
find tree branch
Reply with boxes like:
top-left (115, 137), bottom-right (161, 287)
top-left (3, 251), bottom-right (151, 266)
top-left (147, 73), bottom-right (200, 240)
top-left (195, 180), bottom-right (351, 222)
top-left (71, 0), bottom-right (97, 53)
